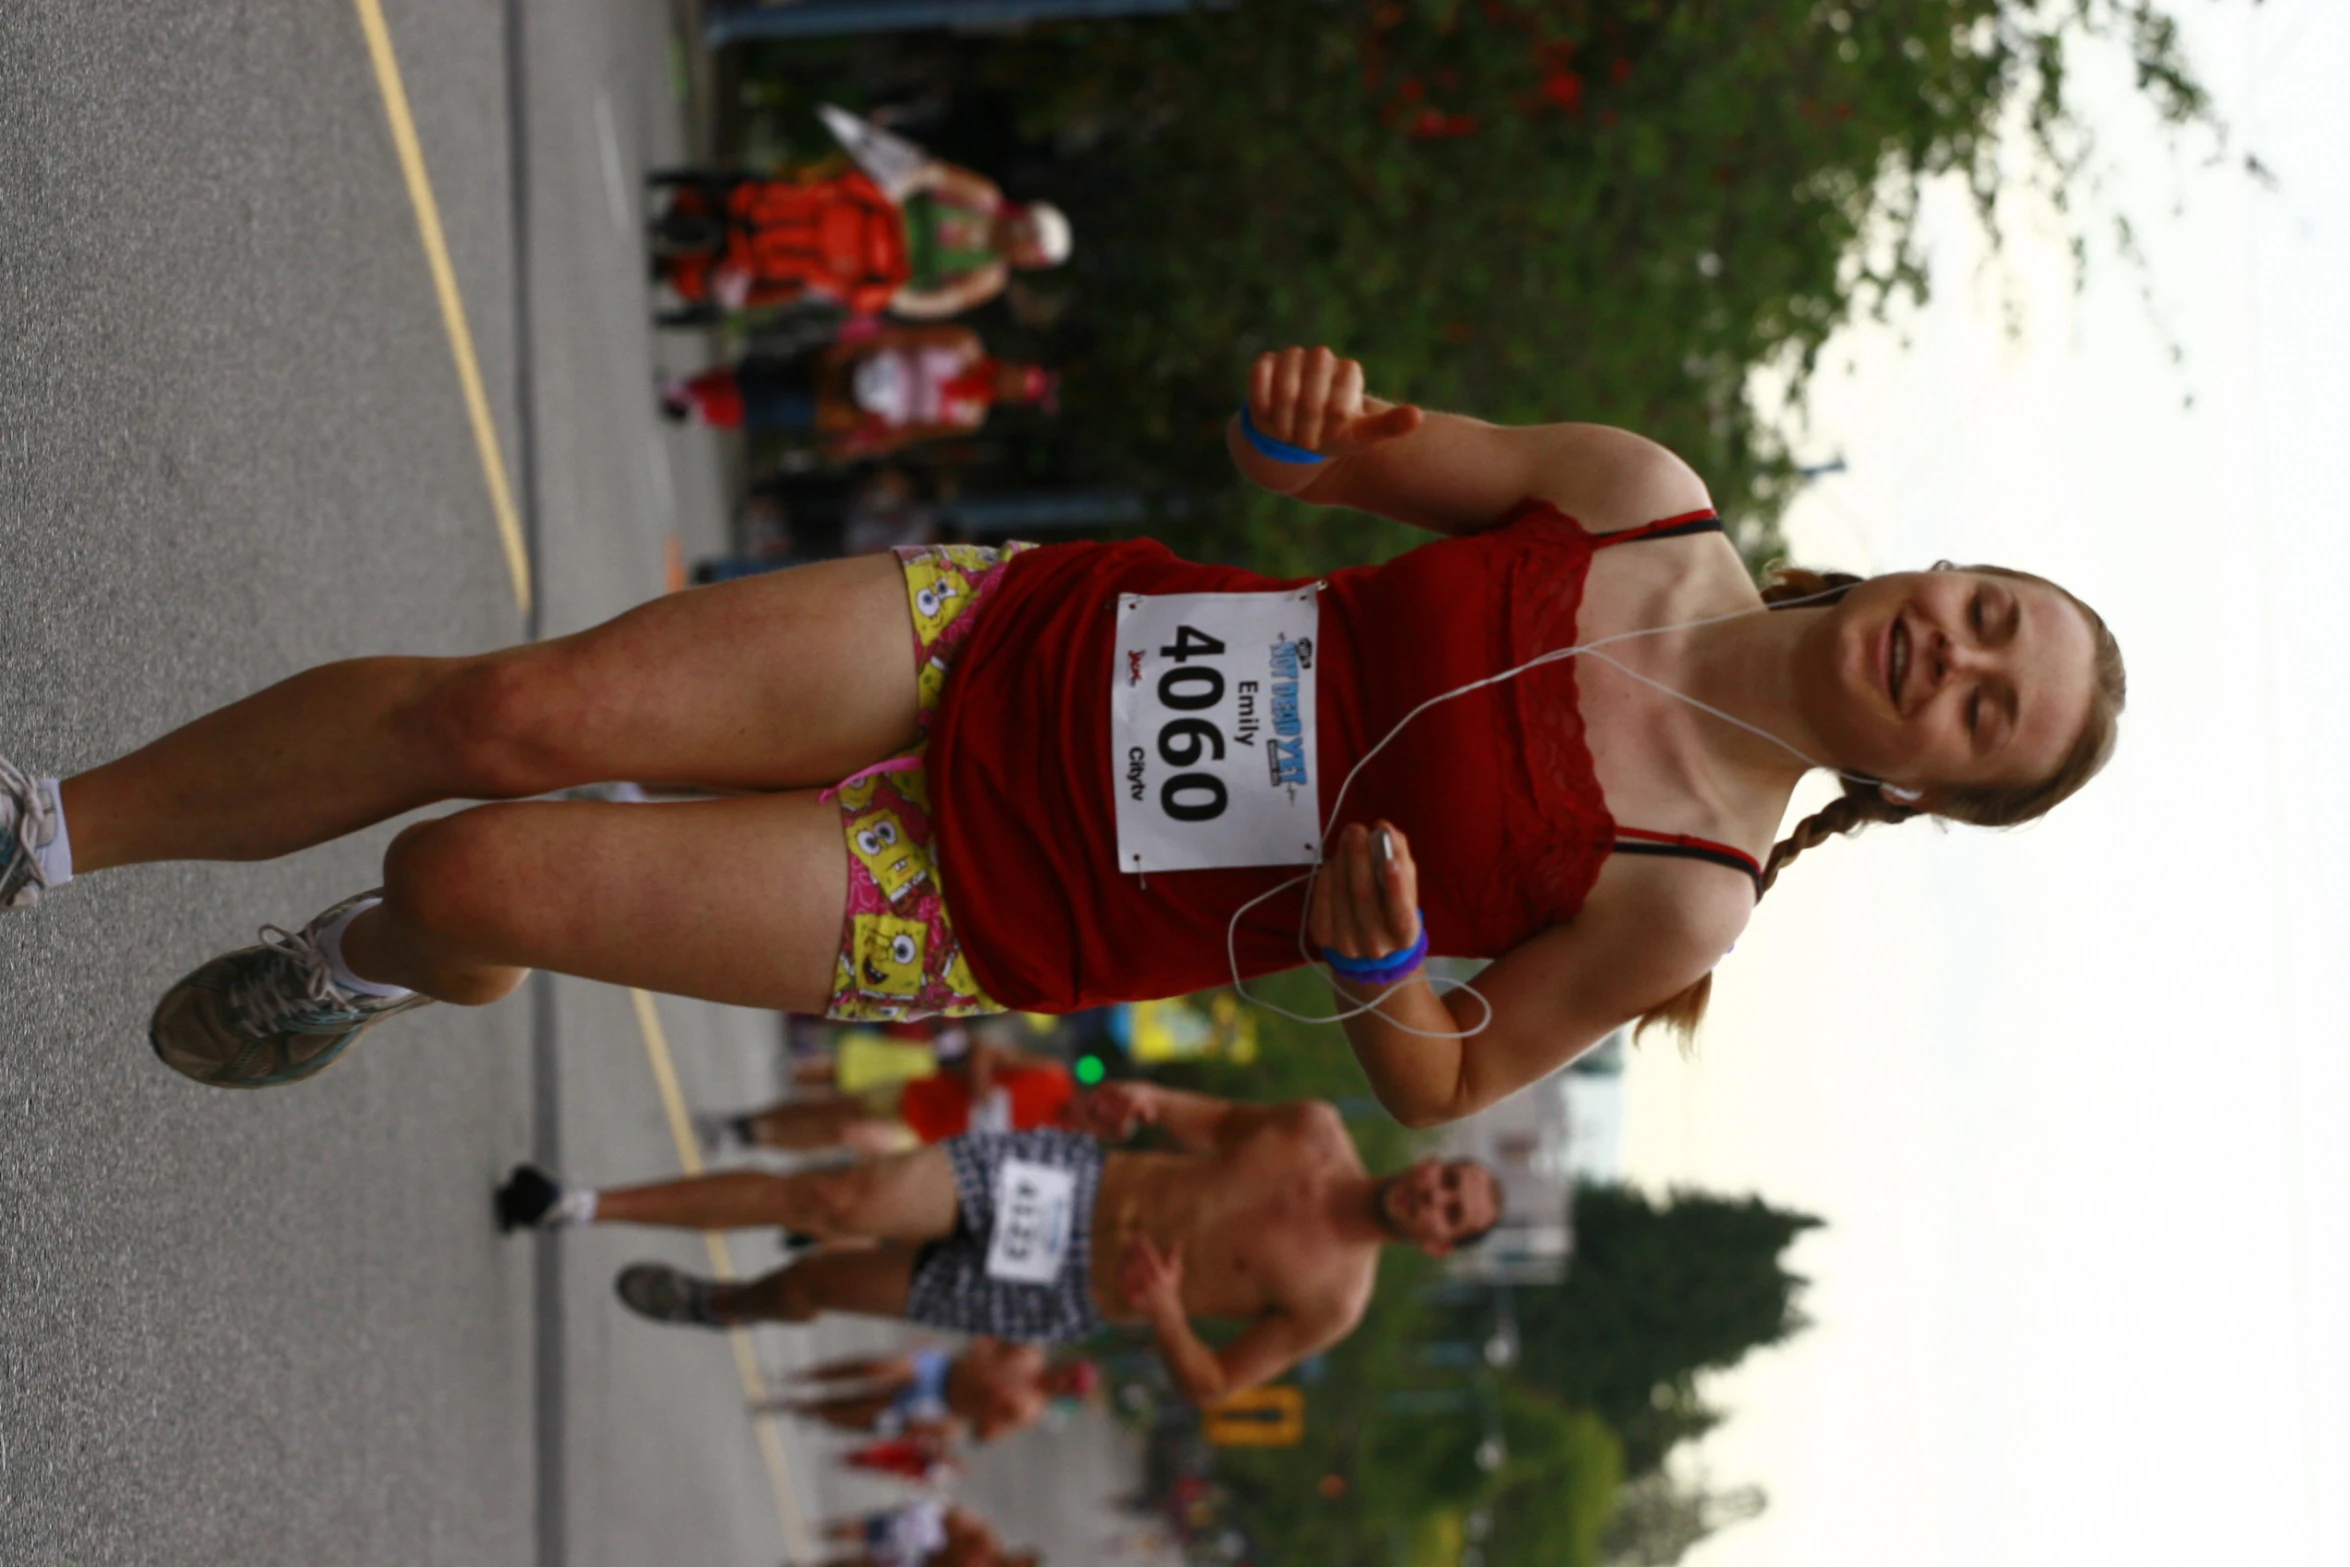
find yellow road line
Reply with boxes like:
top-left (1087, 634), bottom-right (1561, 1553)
top-left (352, 0), bottom-right (533, 614)
top-left (631, 988), bottom-right (812, 1557)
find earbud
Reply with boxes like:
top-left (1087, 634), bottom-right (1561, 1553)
top-left (1840, 772), bottom-right (1925, 804)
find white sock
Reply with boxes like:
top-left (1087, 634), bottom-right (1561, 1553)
top-left (32, 780), bottom-right (73, 888)
top-left (554, 1186), bottom-right (600, 1226)
top-left (313, 897), bottom-right (415, 1001)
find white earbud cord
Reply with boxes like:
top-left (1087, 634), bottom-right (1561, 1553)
top-left (1227, 579), bottom-right (1872, 1037)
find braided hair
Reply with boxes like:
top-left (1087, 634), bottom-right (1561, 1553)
top-left (1634, 563), bottom-right (2127, 1043)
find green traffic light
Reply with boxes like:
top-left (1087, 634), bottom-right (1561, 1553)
top-left (1075, 1055), bottom-right (1107, 1085)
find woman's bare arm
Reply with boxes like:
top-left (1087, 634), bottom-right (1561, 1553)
top-left (1313, 822), bottom-right (1746, 1127)
top-left (1229, 346), bottom-right (1712, 537)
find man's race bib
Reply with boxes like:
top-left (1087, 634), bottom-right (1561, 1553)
top-left (1110, 590), bottom-right (1322, 873)
top-left (984, 1158), bottom-right (1077, 1284)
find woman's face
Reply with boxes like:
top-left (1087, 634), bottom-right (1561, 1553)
top-left (1799, 568), bottom-right (2098, 801)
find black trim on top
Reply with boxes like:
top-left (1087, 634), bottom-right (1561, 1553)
top-left (1610, 837), bottom-right (1763, 892)
top-left (1629, 514), bottom-right (1725, 541)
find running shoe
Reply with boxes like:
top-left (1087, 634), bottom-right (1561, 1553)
top-left (494, 1163), bottom-right (603, 1232)
top-left (614, 1262), bottom-right (737, 1328)
top-left (0, 757), bottom-right (62, 910)
top-left (148, 892), bottom-right (432, 1089)
top-left (494, 1163), bottom-right (563, 1232)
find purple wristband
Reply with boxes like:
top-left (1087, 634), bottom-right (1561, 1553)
top-left (1323, 919), bottom-right (1429, 986)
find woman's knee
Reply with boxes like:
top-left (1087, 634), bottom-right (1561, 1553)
top-left (407, 653), bottom-right (596, 799)
top-left (379, 808), bottom-right (535, 952)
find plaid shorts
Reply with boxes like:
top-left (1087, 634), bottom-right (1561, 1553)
top-left (824, 542), bottom-right (1037, 1024)
top-left (905, 1129), bottom-right (1106, 1344)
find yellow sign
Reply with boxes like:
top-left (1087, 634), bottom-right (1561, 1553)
top-left (1205, 1385), bottom-right (1304, 1447)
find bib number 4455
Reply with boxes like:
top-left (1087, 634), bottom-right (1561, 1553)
top-left (1110, 590), bottom-right (1322, 874)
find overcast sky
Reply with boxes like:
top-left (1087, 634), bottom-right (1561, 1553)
top-left (1617, 3), bottom-right (2348, 1564)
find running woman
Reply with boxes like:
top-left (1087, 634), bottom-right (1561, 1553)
top-left (0, 346), bottom-right (2123, 1123)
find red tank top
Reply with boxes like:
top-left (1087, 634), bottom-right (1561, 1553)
top-left (926, 501), bottom-right (1757, 1011)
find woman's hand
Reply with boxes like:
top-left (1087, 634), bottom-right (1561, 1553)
top-left (1246, 346), bottom-right (1423, 459)
top-left (1309, 820), bottom-right (1423, 975)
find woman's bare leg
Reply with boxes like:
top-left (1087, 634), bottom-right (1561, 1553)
top-left (330, 785), bottom-right (862, 1006)
top-left (59, 554), bottom-right (918, 873)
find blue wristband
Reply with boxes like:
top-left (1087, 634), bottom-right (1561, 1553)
top-left (1323, 918), bottom-right (1429, 986)
top-left (1237, 402), bottom-right (1329, 465)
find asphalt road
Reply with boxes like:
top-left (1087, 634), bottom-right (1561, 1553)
top-left (0, 6), bottom-right (1177, 1565)
top-left (2, 2), bottom-right (737, 1562)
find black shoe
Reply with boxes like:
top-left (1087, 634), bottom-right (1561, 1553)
top-left (615, 1262), bottom-right (735, 1328)
top-left (494, 1163), bottom-right (563, 1232)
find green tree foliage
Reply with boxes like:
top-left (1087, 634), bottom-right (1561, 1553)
top-left (1214, 1340), bottom-right (1625, 1567)
top-left (1600, 1472), bottom-right (1768, 1567)
top-left (1507, 1182), bottom-right (1822, 1472)
top-left (855, 0), bottom-right (2207, 571)
top-left (1484, 1397), bottom-right (1626, 1567)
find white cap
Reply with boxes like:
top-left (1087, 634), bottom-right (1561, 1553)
top-left (1016, 201), bottom-right (1073, 267)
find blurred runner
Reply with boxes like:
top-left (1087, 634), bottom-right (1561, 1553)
top-left (649, 158), bottom-right (1069, 321)
top-left (659, 326), bottom-right (1057, 460)
top-left (838, 1432), bottom-right (962, 1490)
top-left (757, 1336), bottom-right (1099, 1446)
top-left (692, 469), bottom-right (942, 585)
top-left (503, 1086), bottom-right (1503, 1400)
top-left (693, 1031), bottom-right (1076, 1157)
top-left (805, 1499), bottom-right (1031, 1567)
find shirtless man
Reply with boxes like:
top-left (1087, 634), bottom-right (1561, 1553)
top-left (499, 1084), bottom-right (1501, 1401)
top-left (759, 1338), bottom-right (1098, 1446)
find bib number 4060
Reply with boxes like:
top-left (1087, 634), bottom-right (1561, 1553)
top-left (1153, 626), bottom-right (1229, 821)
top-left (1110, 590), bottom-right (1322, 874)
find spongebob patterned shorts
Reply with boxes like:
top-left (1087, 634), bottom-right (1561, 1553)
top-left (824, 541), bottom-right (1038, 1024)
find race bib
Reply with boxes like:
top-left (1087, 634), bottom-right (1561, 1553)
top-left (1110, 590), bottom-right (1322, 873)
top-left (984, 1158), bottom-right (1077, 1284)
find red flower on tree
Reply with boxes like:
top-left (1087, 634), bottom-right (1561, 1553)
top-left (1409, 108), bottom-right (1482, 140)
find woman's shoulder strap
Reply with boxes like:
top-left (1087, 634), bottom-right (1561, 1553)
top-left (1610, 825), bottom-right (1762, 894)
top-left (1591, 508), bottom-right (1724, 548)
